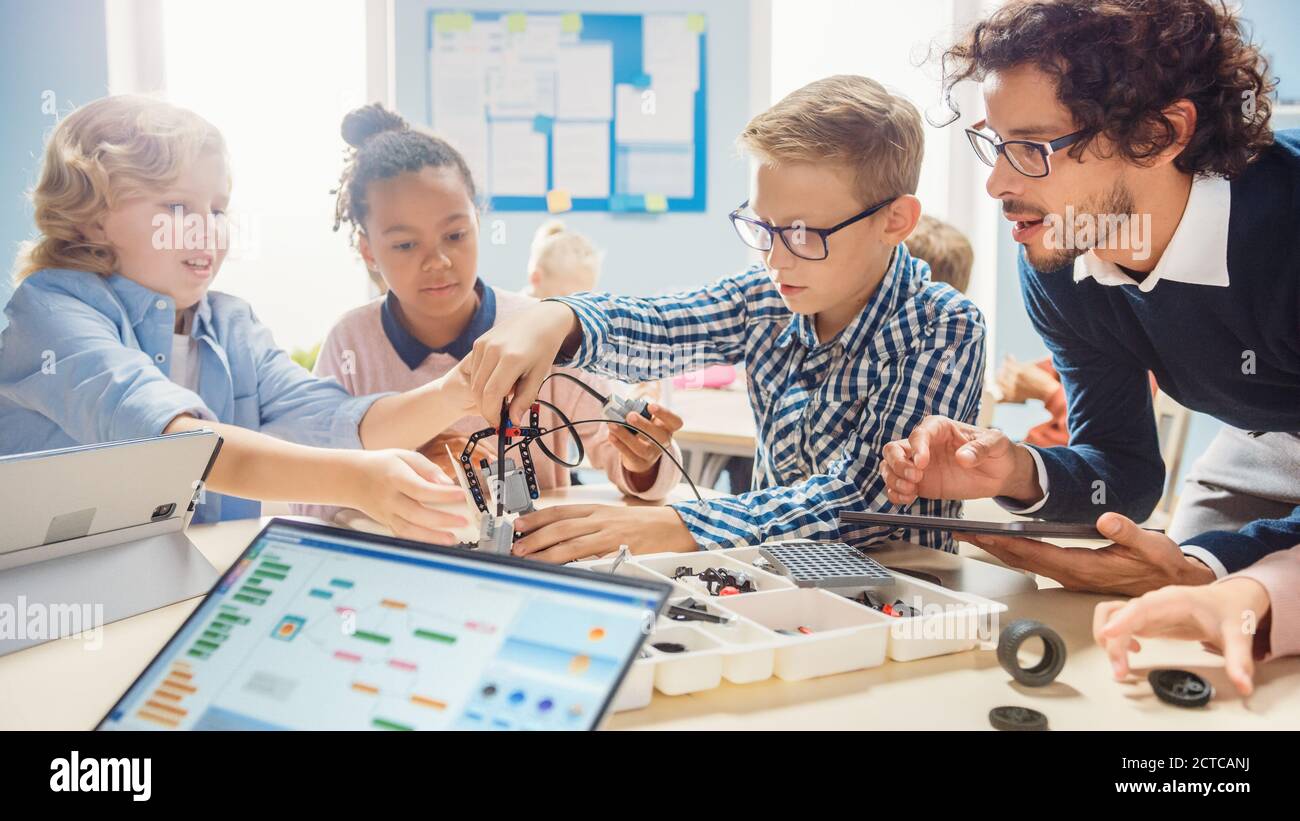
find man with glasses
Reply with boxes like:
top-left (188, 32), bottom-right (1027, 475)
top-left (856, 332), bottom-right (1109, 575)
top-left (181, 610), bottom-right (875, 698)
top-left (461, 75), bottom-right (986, 562)
top-left (884, 0), bottom-right (1300, 597)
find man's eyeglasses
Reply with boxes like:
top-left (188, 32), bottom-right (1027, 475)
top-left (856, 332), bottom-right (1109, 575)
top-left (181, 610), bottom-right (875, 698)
top-left (729, 197), bottom-right (897, 261)
top-left (964, 119), bottom-right (1086, 178)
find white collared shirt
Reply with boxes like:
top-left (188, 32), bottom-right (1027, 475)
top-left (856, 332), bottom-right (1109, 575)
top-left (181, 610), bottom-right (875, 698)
top-left (1071, 174), bottom-right (1232, 291)
top-left (169, 307), bottom-right (201, 393)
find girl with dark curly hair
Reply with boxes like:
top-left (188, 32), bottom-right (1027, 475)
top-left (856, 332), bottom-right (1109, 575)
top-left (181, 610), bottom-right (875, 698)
top-left (290, 103), bottom-right (684, 532)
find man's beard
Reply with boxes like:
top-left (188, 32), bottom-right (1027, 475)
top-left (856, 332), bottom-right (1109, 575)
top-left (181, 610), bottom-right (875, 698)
top-left (1023, 180), bottom-right (1137, 272)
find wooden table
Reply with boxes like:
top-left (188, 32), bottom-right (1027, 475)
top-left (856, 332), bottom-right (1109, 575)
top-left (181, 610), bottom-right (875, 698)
top-left (2, 484), bottom-right (1297, 731)
top-left (671, 386), bottom-right (757, 487)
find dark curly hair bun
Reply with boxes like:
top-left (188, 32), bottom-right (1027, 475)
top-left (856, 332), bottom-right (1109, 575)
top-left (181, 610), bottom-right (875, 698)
top-left (341, 103), bottom-right (408, 149)
top-left (333, 102), bottom-right (479, 241)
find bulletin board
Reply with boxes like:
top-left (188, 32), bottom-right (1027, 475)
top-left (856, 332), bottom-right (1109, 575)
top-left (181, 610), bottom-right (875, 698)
top-left (426, 10), bottom-right (708, 213)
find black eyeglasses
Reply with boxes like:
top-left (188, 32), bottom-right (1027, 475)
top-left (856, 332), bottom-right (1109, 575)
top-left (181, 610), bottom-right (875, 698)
top-left (964, 119), bottom-right (1086, 178)
top-left (729, 197), bottom-right (897, 261)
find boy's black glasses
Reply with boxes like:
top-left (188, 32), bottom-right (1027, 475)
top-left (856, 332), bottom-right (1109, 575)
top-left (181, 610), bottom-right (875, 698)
top-left (964, 119), bottom-right (1086, 178)
top-left (729, 196), bottom-right (897, 261)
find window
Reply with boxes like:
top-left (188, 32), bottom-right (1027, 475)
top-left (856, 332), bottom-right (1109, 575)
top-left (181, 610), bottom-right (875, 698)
top-left (157, 0), bottom-right (371, 354)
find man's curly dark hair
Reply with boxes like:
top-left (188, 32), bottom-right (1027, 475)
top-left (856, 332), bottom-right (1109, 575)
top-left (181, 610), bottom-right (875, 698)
top-left (938, 0), bottom-right (1277, 179)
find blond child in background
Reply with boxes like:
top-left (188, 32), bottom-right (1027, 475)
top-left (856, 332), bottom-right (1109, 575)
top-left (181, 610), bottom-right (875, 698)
top-left (904, 214), bottom-right (973, 294)
top-left (523, 220), bottom-right (602, 299)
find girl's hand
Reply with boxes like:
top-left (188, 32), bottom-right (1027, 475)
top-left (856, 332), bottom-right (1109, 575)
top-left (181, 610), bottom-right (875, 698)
top-left (1093, 578), bottom-right (1272, 696)
top-left (349, 450), bottom-right (470, 544)
top-left (609, 402), bottom-right (683, 476)
top-left (435, 359), bottom-right (478, 416)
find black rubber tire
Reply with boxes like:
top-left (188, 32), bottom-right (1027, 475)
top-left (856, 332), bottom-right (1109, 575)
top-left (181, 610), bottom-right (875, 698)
top-left (989, 705), bottom-right (1049, 731)
top-left (997, 618), bottom-right (1067, 687)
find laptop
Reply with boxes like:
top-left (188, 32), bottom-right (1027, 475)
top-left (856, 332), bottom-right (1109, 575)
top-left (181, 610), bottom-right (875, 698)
top-left (99, 518), bottom-right (671, 731)
top-left (0, 431), bottom-right (223, 655)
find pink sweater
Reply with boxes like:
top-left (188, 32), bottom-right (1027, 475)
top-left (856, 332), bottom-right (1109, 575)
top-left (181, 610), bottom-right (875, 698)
top-left (1219, 545), bottom-right (1300, 660)
top-left (292, 286), bottom-right (680, 524)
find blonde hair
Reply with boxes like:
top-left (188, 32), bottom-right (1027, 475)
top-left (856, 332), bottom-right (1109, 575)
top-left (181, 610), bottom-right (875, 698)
top-left (737, 75), bottom-right (923, 205)
top-left (527, 220), bottom-right (601, 298)
top-left (13, 95), bottom-right (227, 282)
top-left (907, 215), bottom-right (974, 294)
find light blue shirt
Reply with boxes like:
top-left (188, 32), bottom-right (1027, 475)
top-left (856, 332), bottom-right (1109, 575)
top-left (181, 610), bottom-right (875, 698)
top-left (0, 269), bottom-right (387, 523)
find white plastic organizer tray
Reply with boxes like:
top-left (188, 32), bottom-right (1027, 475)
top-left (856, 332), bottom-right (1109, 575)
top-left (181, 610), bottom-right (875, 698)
top-left (579, 543), bottom-right (1008, 711)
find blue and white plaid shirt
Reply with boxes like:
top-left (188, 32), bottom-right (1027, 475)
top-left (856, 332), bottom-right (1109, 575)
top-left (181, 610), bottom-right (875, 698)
top-left (552, 244), bottom-right (987, 551)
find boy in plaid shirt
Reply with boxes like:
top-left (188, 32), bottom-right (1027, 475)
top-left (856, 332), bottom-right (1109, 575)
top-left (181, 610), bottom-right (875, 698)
top-left (469, 75), bottom-right (986, 561)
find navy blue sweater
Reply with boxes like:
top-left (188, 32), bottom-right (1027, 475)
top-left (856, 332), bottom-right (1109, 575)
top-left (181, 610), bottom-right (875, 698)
top-left (1019, 130), bottom-right (1300, 573)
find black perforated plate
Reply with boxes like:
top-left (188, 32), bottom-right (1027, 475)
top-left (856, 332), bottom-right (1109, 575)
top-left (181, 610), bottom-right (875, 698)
top-left (757, 541), bottom-right (894, 588)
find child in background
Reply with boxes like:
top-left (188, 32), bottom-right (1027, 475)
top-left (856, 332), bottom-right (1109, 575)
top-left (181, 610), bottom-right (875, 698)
top-left (292, 104), bottom-right (681, 526)
top-left (0, 96), bottom-right (473, 542)
top-left (523, 220), bottom-right (602, 299)
top-left (904, 214), bottom-right (973, 294)
top-left (995, 355), bottom-right (1071, 447)
top-left (524, 219), bottom-right (670, 462)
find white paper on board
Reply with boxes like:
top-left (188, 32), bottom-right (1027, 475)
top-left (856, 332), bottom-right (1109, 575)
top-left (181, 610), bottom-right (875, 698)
top-left (431, 45), bottom-right (490, 189)
top-left (488, 63), bottom-right (544, 119)
top-left (556, 42), bottom-right (614, 120)
top-left (438, 117), bottom-right (489, 197)
top-left (512, 14), bottom-right (562, 60)
top-left (494, 15), bottom-right (561, 118)
top-left (488, 120), bottom-right (548, 196)
top-left (623, 145), bottom-right (694, 198)
top-left (643, 14), bottom-right (699, 91)
top-left (614, 81), bottom-right (694, 145)
top-left (552, 121), bottom-right (611, 198)
top-left (432, 51), bottom-right (486, 122)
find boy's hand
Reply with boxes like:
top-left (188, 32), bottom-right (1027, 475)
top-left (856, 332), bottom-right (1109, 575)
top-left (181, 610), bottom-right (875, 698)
top-left (882, 415), bottom-right (1043, 506)
top-left (609, 402), bottom-right (683, 477)
top-left (469, 301), bottom-right (581, 423)
top-left (1093, 578), bottom-right (1271, 696)
top-left (511, 505), bottom-right (696, 563)
top-left (350, 450), bottom-right (469, 544)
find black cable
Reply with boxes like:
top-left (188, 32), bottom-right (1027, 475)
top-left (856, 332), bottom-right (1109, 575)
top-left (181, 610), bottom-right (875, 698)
top-left (539, 371), bottom-right (611, 407)
top-left (531, 398), bottom-right (584, 468)
top-left (504, 417), bottom-right (703, 503)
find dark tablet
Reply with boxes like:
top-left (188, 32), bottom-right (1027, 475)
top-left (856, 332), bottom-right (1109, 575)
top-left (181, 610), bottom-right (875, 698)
top-left (838, 511), bottom-right (1107, 540)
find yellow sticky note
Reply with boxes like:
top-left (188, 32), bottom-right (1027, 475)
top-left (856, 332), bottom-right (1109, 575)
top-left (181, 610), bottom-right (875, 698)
top-left (645, 193), bottom-right (668, 213)
top-left (506, 13), bottom-right (527, 33)
top-left (434, 12), bottom-right (472, 32)
top-left (686, 13), bottom-right (706, 33)
top-left (547, 189), bottom-right (573, 214)
top-left (560, 12), bottom-right (582, 33)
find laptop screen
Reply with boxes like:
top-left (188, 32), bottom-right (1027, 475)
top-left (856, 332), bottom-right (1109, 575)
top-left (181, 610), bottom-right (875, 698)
top-left (99, 519), bottom-right (668, 731)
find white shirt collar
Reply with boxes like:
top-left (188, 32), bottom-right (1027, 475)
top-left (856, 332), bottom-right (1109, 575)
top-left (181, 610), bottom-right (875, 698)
top-left (1072, 174), bottom-right (1231, 292)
